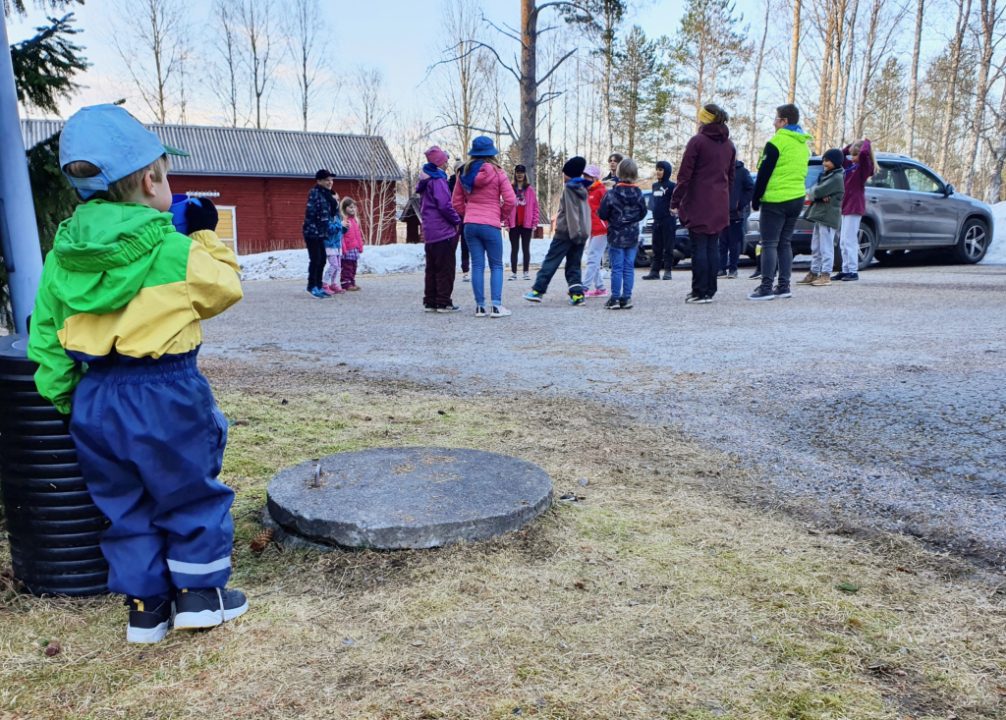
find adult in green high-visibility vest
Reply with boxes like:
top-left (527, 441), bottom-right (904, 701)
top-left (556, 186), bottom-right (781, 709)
top-left (748, 104), bottom-right (813, 301)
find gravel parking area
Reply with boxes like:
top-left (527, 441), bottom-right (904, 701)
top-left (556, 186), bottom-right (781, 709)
top-left (202, 261), bottom-right (1006, 567)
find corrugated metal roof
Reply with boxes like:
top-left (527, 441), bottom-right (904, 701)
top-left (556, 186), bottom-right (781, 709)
top-left (20, 119), bottom-right (402, 181)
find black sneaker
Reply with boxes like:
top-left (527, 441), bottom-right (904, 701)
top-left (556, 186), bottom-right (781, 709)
top-left (127, 595), bottom-right (173, 643)
top-left (749, 270), bottom-right (762, 279)
top-left (831, 272), bottom-right (848, 281)
top-left (716, 269), bottom-right (727, 278)
top-left (748, 286), bottom-right (776, 301)
top-left (604, 297), bottom-right (621, 310)
top-left (842, 272), bottom-right (859, 281)
top-left (436, 305), bottom-right (461, 313)
top-left (685, 293), bottom-right (698, 303)
top-left (174, 587), bottom-right (249, 630)
top-left (727, 269), bottom-right (739, 279)
top-left (619, 297), bottom-right (633, 309)
top-left (774, 284), bottom-right (792, 298)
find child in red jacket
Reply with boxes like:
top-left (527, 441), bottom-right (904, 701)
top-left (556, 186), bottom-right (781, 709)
top-left (582, 164), bottom-right (609, 297)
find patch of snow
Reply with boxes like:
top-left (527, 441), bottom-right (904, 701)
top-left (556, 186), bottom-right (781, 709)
top-left (238, 236), bottom-right (557, 281)
top-left (983, 202), bottom-right (1006, 264)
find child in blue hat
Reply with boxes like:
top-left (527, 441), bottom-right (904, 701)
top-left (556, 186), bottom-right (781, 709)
top-left (27, 104), bottom-right (248, 643)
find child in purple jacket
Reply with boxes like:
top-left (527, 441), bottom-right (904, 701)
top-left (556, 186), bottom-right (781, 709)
top-left (835, 138), bottom-right (877, 281)
top-left (417, 146), bottom-right (463, 312)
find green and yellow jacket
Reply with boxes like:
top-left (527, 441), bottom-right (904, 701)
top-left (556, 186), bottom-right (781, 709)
top-left (27, 200), bottom-right (243, 414)
top-left (753, 127), bottom-right (813, 206)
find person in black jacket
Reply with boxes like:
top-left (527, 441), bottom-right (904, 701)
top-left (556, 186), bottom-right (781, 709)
top-left (598, 159), bottom-right (648, 310)
top-left (303, 169), bottom-right (336, 297)
top-left (447, 162), bottom-right (470, 280)
top-left (718, 159), bottom-right (754, 279)
top-left (643, 160), bottom-right (676, 280)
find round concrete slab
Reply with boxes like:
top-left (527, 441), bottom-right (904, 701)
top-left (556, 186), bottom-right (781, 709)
top-left (266, 447), bottom-right (553, 549)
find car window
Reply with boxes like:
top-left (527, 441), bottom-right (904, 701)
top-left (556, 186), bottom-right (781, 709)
top-left (804, 164), bottom-right (824, 190)
top-left (903, 165), bottom-right (944, 194)
top-left (866, 163), bottom-right (900, 190)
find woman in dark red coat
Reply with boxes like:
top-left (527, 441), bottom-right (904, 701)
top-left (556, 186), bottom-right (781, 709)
top-left (670, 104), bottom-right (737, 303)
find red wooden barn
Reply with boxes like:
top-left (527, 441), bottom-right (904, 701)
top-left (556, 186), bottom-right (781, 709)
top-left (22, 120), bottom-right (402, 255)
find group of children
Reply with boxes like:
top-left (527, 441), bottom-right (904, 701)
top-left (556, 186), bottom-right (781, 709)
top-left (302, 170), bottom-right (365, 298)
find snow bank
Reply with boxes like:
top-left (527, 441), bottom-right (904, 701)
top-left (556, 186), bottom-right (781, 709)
top-left (239, 237), bottom-right (556, 281)
top-left (983, 202), bottom-right (1006, 264)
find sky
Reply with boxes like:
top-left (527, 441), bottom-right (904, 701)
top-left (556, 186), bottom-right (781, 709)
top-left (7, 0), bottom-right (952, 134)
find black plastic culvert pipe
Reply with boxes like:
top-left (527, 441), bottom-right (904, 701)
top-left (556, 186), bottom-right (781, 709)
top-left (0, 334), bottom-right (109, 596)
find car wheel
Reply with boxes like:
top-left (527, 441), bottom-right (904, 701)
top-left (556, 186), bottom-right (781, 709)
top-left (952, 218), bottom-right (989, 263)
top-left (857, 223), bottom-right (878, 270)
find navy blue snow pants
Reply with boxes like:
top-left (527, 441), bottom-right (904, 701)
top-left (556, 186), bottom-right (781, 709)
top-left (69, 349), bottom-right (234, 599)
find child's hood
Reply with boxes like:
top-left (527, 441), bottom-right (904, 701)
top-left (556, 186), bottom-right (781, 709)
top-left (48, 200), bottom-right (176, 315)
top-left (565, 177), bottom-right (591, 200)
top-left (472, 162), bottom-right (502, 189)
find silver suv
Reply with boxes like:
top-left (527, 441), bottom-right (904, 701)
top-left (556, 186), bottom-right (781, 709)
top-left (745, 152), bottom-right (994, 268)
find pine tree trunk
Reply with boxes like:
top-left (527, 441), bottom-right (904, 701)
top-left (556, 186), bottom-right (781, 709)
top-left (905, 0), bottom-right (924, 155)
top-left (750, 0), bottom-right (771, 166)
top-left (520, 0), bottom-right (538, 185)
top-left (788, 0), bottom-right (801, 104)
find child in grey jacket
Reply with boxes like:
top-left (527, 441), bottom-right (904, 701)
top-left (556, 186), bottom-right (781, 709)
top-left (525, 157), bottom-right (592, 305)
top-left (799, 148), bottom-right (846, 287)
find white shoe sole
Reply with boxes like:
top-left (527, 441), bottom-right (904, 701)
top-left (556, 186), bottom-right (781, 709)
top-left (127, 620), bottom-right (170, 643)
top-left (174, 601), bottom-right (249, 630)
top-left (748, 294), bottom-right (776, 301)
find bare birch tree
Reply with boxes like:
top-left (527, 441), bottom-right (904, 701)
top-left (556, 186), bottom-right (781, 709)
top-left (937, 0), bottom-right (973, 175)
top-left (749, 0), bottom-right (771, 165)
top-left (853, 0), bottom-right (906, 139)
top-left (905, 0), bottom-right (925, 154)
top-left (238, 0), bottom-right (281, 129)
top-left (286, 0), bottom-right (327, 132)
top-left (210, 0), bottom-right (242, 127)
top-left (350, 66), bottom-right (394, 136)
top-left (111, 0), bottom-right (190, 123)
top-left (963, 0), bottom-right (1001, 195)
top-left (788, 0), bottom-right (801, 103)
top-left (431, 0), bottom-right (490, 158)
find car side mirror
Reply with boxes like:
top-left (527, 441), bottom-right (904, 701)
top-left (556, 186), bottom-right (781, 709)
top-left (945, 184), bottom-right (955, 197)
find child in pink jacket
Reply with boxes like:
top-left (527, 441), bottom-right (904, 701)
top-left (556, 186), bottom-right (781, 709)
top-left (451, 136), bottom-right (517, 318)
top-left (340, 198), bottom-right (364, 291)
top-left (834, 138), bottom-right (876, 281)
top-left (504, 164), bottom-right (540, 280)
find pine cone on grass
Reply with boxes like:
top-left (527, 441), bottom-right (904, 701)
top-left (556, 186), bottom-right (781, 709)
top-left (250, 528), bottom-right (274, 553)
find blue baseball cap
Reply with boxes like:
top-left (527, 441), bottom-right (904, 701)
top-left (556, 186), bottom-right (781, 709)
top-left (59, 104), bottom-right (189, 198)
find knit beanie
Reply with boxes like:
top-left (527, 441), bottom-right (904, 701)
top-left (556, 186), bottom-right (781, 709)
top-left (584, 164), bottom-right (601, 179)
top-left (822, 148), bottom-right (845, 169)
top-left (562, 156), bottom-right (587, 177)
top-left (425, 146), bottom-right (450, 167)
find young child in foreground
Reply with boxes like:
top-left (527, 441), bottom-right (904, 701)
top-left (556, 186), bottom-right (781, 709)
top-left (27, 104), bottom-right (247, 644)
top-left (598, 158), bottom-right (648, 310)
top-left (524, 156), bottom-right (592, 306)
top-left (798, 148), bottom-right (845, 286)
top-left (340, 198), bottom-right (364, 291)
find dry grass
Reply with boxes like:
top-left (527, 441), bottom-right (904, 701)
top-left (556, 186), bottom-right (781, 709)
top-left (1, 361), bottom-right (1004, 720)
